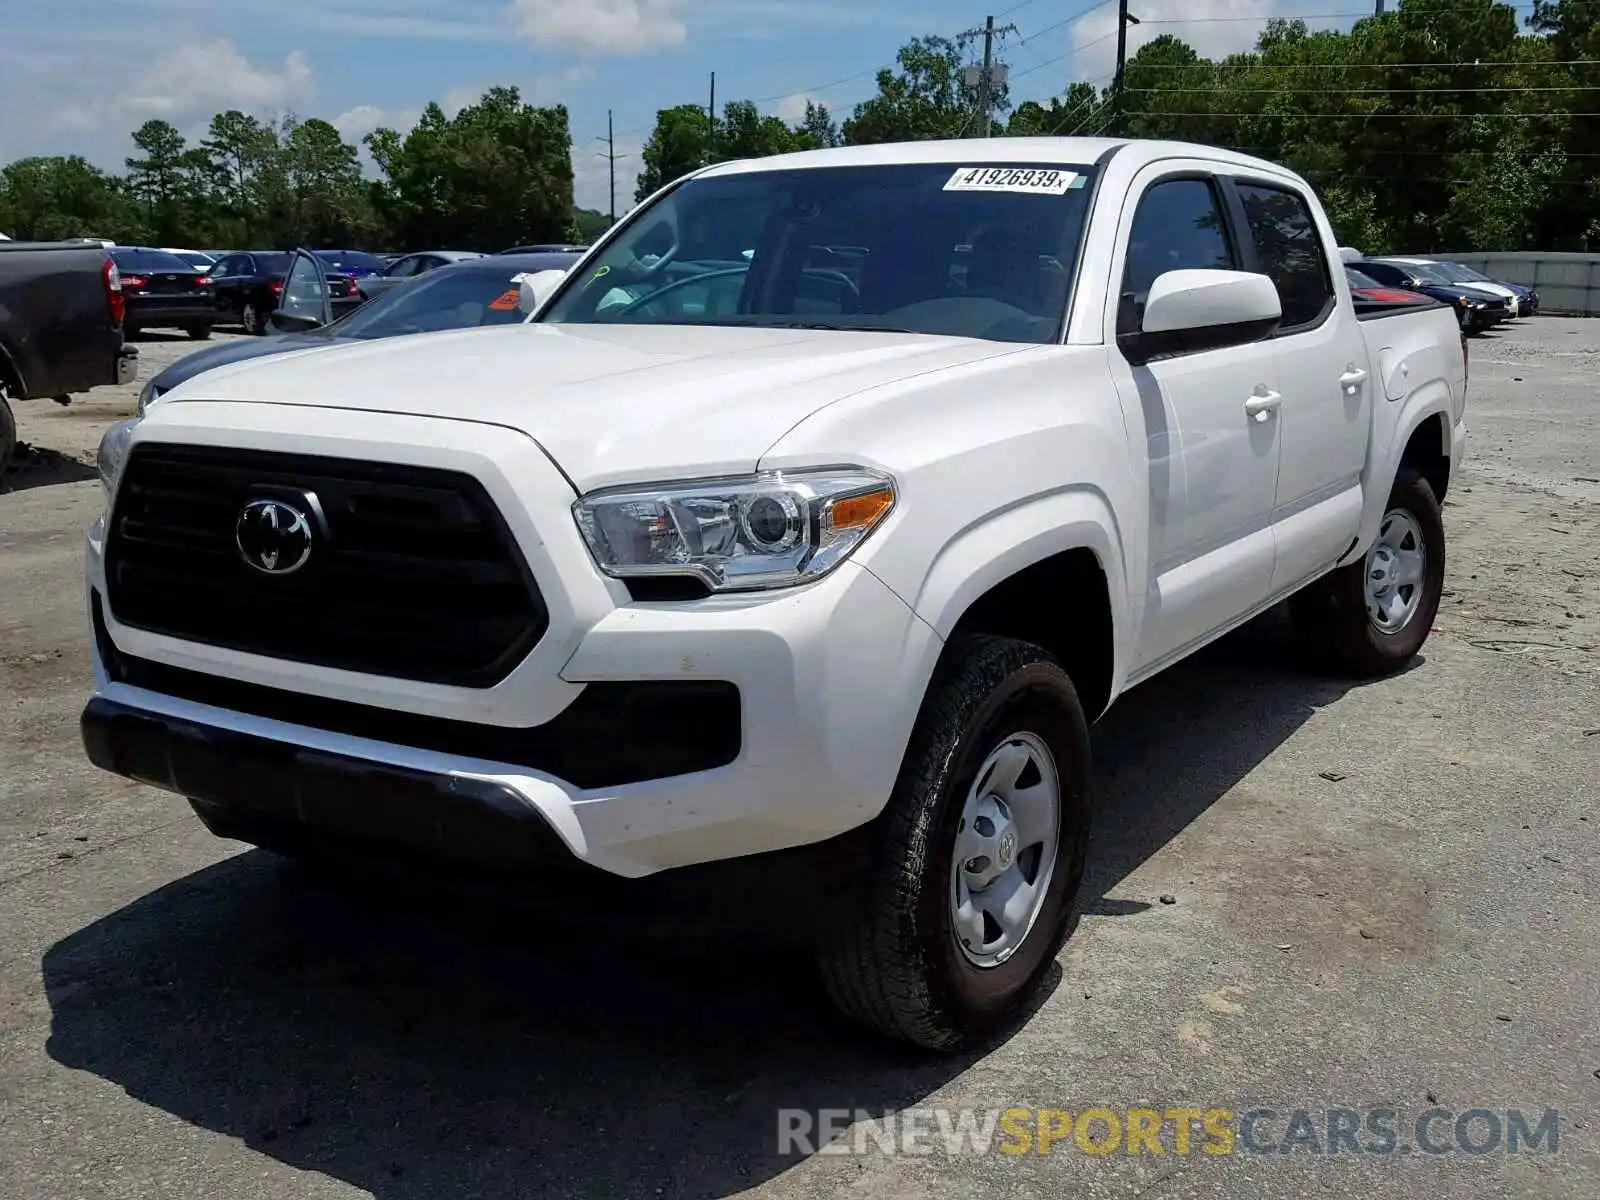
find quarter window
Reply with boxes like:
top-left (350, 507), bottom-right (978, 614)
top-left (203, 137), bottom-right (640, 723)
top-left (1235, 183), bottom-right (1333, 328)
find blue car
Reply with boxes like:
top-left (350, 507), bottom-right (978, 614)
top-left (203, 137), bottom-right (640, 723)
top-left (138, 250), bottom-right (582, 414)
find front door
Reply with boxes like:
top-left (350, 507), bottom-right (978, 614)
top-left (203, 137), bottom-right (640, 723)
top-left (1107, 170), bottom-right (1284, 677)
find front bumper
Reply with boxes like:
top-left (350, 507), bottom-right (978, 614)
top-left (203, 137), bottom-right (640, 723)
top-left (84, 406), bottom-right (943, 878)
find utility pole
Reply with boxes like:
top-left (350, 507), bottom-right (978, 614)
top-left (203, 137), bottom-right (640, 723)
top-left (1375, 0), bottom-right (1385, 12)
top-left (959, 15), bottom-right (1016, 136)
top-left (605, 110), bottom-right (616, 224)
top-left (707, 71), bottom-right (717, 163)
top-left (1112, 0), bottom-right (1141, 136)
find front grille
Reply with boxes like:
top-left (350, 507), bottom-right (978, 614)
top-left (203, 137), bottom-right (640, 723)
top-left (104, 445), bottom-right (548, 687)
top-left (92, 594), bottom-right (741, 789)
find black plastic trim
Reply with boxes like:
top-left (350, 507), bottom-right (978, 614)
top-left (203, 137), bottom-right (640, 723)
top-left (92, 593), bottom-right (741, 790)
top-left (81, 695), bottom-right (584, 871)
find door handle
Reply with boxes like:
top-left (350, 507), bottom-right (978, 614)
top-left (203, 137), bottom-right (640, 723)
top-left (1244, 389), bottom-right (1282, 422)
top-left (1340, 366), bottom-right (1369, 392)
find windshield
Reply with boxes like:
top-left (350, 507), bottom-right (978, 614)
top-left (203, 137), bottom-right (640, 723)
top-left (313, 261), bottom-right (557, 339)
top-left (540, 162), bottom-right (1097, 344)
top-left (315, 250), bottom-right (385, 272)
top-left (112, 248), bottom-right (196, 273)
top-left (253, 252), bottom-right (292, 274)
top-left (1431, 261), bottom-right (1492, 285)
top-left (1391, 261), bottom-right (1451, 284)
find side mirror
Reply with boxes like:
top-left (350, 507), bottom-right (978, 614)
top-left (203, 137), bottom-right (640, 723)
top-left (268, 309), bottom-right (323, 333)
top-left (1122, 269), bottom-right (1281, 365)
top-left (517, 269), bottom-right (568, 315)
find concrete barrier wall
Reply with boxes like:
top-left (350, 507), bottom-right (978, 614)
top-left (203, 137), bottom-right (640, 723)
top-left (1435, 252), bottom-right (1600, 316)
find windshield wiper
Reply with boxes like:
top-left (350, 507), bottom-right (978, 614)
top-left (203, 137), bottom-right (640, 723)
top-left (775, 321), bottom-right (918, 334)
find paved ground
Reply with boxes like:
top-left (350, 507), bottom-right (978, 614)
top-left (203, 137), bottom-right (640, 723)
top-left (1, 321), bottom-right (1596, 1199)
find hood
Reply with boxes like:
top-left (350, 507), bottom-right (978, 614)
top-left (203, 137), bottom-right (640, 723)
top-left (150, 331), bottom-right (320, 391)
top-left (1415, 282), bottom-right (1501, 304)
top-left (150, 322), bottom-right (1030, 490)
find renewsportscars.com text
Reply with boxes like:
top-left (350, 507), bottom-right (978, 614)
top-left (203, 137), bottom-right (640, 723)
top-left (777, 1106), bottom-right (1561, 1158)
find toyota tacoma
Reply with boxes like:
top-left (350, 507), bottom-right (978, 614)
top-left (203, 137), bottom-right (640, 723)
top-left (82, 139), bottom-right (1467, 1049)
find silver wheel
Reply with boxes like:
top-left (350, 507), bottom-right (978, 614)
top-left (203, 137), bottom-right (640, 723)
top-left (242, 302), bottom-right (259, 334)
top-left (1366, 507), bottom-right (1427, 634)
top-left (950, 731), bottom-right (1061, 969)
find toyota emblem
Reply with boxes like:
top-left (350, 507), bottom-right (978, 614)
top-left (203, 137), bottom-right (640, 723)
top-left (235, 498), bottom-right (314, 575)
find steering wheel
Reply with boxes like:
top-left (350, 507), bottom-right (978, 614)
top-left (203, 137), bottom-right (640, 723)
top-left (613, 268), bottom-right (750, 318)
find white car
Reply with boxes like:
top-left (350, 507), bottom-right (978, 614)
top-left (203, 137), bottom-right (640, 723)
top-left (83, 138), bottom-right (1468, 1049)
top-left (1381, 255), bottom-right (1524, 316)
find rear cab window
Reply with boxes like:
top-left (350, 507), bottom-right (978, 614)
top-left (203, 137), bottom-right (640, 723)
top-left (1232, 181), bottom-right (1334, 331)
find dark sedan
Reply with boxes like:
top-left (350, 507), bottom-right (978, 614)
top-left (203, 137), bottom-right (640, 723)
top-left (110, 247), bottom-right (218, 339)
top-left (499, 243), bottom-right (589, 255)
top-left (1353, 259), bottom-right (1512, 333)
top-left (206, 250), bottom-right (363, 335)
top-left (138, 250), bottom-right (582, 413)
top-left (312, 249), bottom-right (388, 279)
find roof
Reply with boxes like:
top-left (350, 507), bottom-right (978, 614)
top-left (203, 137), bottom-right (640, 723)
top-left (693, 136), bottom-right (1301, 182)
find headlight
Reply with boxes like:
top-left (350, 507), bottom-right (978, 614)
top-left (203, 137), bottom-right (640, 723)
top-left (97, 417), bottom-right (139, 499)
top-left (136, 380), bottom-right (160, 416)
top-left (574, 467), bottom-right (896, 593)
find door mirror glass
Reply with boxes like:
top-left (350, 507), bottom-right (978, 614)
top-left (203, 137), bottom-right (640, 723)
top-left (517, 269), bottom-right (568, 315)
top-left (277, 249), bottom-right (331, 328)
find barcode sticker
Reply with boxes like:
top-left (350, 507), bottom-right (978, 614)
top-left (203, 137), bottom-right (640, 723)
top-left (943, 166), bottom-right (1079, 195)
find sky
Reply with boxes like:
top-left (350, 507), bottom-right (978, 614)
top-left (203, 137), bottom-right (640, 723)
top-left (0, 0), bottom-right (1404, 214)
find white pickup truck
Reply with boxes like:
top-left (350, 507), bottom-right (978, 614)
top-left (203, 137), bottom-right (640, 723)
top-left (83, 138), bottom-right (1467, 1050)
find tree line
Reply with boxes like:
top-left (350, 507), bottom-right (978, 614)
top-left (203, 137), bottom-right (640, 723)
top-left (2, 0), bottom-right (1597, 255)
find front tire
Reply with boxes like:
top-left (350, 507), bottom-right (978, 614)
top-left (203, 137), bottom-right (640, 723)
top-left (817, 635), bottom-right (1090, 1050)
top-left (1289, 467), bottom-right (1446, 677)
top-left (186, 323), bottom-right (212, 340)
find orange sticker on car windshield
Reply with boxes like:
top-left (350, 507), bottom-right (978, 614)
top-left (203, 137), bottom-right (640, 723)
top-left (488, 288), bottom-right (520, 310)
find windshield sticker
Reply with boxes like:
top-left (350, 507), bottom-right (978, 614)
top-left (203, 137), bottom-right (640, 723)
top-left (488, 288), bottom-right (521, 311)
top-left (943, 167), bottom-right (1079, 195)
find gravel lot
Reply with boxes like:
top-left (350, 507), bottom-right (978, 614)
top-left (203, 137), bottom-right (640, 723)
top-left (1, 321), bottom-right (1596, 1200)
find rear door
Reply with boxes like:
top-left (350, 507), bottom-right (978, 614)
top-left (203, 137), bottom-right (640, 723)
top-left (1223, 177), bottom-right (1370, 594)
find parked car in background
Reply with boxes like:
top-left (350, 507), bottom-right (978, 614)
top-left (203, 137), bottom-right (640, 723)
top-left (1354, 259), bottom-right (1511, 332)
top-left (1380, 256), bottom-right (1526, 317)
top-left (1420, 259), bottom-right (1539, 316)
top-left (357, 250), bottom-right (485, 301)
top-left (137, 249), bottom-right (583, 413)
top-left (0, 240), bottom-right (136, 476)
top-left (311, 249), bottom-right (387, 280)
top-left (1345, 265), bottom-right (1434, 310)
top-left (206, 250), bottom-right (362, 335)
top-left (161, 248), bottom-right (216, 271)
top-left (110, 247), bottom-right (217, 340)
top-left (499, 242), bottom-right (588, 254)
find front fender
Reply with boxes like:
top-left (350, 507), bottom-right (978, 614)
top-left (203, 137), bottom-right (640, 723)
top-left (911, 486), bottom-right (1133, 696)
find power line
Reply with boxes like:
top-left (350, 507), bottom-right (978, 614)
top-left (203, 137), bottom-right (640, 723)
top-left (1123, 84), bottom-right (1600, 94)
top-left (1017, 1), bottom-right (1117, 47)
top-left (1008, 29), bottom-right (1121, 83)
top-left (1125, 58), bottom-right (1600, 70)
top-left (1122, 108), bottom-right (1600, 117)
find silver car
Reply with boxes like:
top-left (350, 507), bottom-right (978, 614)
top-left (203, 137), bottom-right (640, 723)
top-left (358, 250), bottom-right (485, 301)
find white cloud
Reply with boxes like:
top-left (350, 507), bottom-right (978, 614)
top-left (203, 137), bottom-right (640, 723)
top-left (771, 92), bottom-right (820, 123)
top-left (508, 0), bottom-right (686, 56)
top-left (1065, 0), bottom-right (1303, 80)
top-left (126, 41), bottom-right (312, 118)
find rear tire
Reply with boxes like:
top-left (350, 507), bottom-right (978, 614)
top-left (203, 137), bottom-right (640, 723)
top-left (1289, 468), bottom-right (1446, 678)
top-left (816, 635), bottom-right (1090, 1050)
top-left (241, 302), bottom-right (263, 335)
top-left (0, 392), bottom-right (17, 481)
top-left (186, 323), bottom-right (212, 340)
